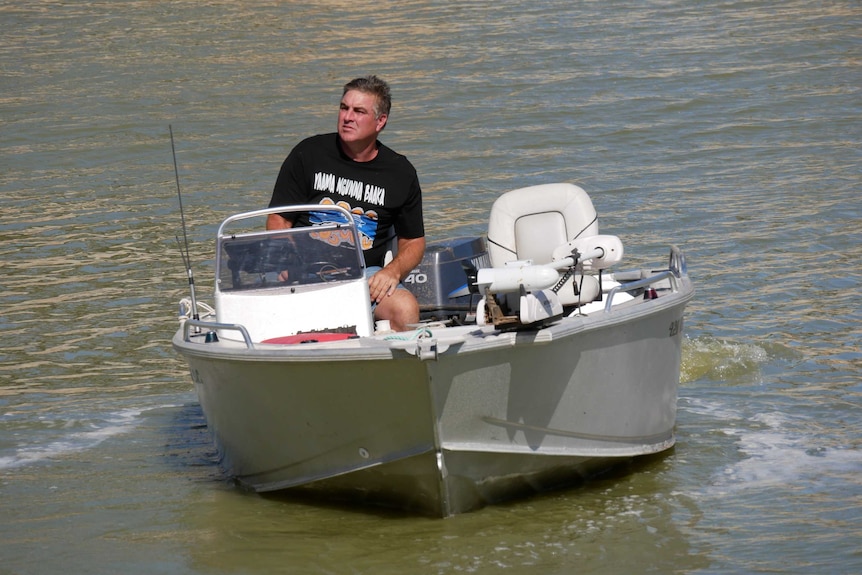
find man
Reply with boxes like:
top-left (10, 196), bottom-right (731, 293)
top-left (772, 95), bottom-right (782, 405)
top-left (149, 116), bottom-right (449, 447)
top-left (266, 75), bottom-right (425, 332)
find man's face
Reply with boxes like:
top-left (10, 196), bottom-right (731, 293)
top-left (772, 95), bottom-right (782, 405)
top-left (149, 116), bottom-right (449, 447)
top-left (338, 89), bottom-right (387, 145)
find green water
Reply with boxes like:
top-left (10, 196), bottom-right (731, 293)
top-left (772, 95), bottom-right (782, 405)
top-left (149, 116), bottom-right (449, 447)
top-left (1, 1), bottom-right (860, 573)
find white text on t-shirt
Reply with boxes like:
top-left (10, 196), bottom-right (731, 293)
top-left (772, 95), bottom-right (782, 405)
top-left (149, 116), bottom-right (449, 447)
top-left (314, 171), bottom-right (385, 207)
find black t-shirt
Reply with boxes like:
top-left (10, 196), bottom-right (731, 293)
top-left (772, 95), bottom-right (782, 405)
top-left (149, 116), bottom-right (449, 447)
top-left (268, 133), bottom-right (424, 267)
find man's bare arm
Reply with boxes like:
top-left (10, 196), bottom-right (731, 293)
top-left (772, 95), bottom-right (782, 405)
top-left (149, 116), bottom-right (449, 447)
top-left (389, 236), bottom-right (425, 281)
top-left (368, 236), bottom-right (425, 302)
top-left (266, 213), bottom-right (293, 230)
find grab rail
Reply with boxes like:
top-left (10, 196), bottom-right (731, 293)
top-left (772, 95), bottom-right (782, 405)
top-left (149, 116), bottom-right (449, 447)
top-left (668, 244), bottom-right (686, 277)
top-left (182, 319), bottom-right (255, 349)
top-left (604, 270), bottom-right (677, 312)
top-left (603, 245), bottom-right (686, 312)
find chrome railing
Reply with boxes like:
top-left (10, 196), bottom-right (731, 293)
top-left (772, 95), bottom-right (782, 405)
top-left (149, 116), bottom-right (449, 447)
top-left (182, 318), bottom-right (254, 349)
top-left (603, 246), bottom-right (686, 313)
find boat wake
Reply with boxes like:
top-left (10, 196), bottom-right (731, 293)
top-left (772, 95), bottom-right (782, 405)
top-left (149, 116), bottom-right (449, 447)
top-left (680, 336), bottom-right (797, 384)
top-left (713, 412), bottom-right (861, 492)
top-left (0, 405), bottom-right (174, 470)
top-left (682, 400), bottom-right (862, 496)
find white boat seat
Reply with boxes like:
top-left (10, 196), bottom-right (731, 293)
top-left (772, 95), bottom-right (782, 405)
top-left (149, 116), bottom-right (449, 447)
top-left (487, 183), bottom-right (605, 305)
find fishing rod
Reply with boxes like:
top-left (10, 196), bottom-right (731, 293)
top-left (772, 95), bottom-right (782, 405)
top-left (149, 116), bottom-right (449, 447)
top-left (170, 125), bottom-right (200, 325)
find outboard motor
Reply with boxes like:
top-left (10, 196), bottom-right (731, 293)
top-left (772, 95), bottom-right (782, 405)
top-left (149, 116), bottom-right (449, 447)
top-left (404, 236), bottom-right (488, 324)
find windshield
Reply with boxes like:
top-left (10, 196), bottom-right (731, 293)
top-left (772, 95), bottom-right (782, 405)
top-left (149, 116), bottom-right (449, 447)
top-left (217, 226), bottom-right (364, 292)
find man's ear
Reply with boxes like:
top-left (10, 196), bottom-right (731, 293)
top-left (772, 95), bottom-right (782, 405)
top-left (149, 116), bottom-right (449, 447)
top-left (376, 113), bottom-right (388, 132)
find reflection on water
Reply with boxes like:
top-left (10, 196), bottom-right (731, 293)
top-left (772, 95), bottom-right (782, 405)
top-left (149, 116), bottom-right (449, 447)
top-left (181, 456), bottom-right (709, 575)
top-left (1, 0), bottom-right (860, 573)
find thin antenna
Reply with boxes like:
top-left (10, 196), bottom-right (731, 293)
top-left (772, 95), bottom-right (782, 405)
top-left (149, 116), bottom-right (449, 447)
top-left (170, 125), bottom-right (199, 322)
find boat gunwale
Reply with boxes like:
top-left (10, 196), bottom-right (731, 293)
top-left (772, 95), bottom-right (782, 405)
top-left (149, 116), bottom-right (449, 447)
top-left (172, 274), bottom-right (693, 363)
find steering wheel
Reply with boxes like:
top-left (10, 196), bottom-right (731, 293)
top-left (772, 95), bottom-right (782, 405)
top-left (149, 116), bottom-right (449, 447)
top-left (305, 261), bottom-right (350, 282)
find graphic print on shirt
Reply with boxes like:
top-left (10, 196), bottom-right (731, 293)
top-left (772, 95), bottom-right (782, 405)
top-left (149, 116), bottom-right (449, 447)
top-left (309, 198), bottom-right (377, 251)
top-left (313, 172), bottom-right (386, 206)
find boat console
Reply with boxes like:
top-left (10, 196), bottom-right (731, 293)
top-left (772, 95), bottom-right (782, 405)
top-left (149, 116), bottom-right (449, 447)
top-left (213, 205), bottom-right (374, 343)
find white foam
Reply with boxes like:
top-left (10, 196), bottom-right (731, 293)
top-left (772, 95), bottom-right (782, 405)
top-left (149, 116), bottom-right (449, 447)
top-left (707, 411), bottom-right (862, 494)
top-left (0, 406), bottom-right (166, 470)
top-left (681, 336), bottom-right (773, 383)
top-left (681, 396), bottom-right (745, 422)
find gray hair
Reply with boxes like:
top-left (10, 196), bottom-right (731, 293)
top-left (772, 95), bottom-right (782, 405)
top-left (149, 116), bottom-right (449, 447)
top-left (343, 75), bottom-right (392, 119)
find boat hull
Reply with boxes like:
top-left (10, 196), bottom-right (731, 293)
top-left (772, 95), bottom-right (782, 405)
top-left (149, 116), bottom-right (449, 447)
top-left (174, 278), bottom-right (691, 517)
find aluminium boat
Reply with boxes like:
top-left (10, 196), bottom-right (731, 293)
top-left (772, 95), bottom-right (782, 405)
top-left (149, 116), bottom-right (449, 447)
top-left (172, 183), bottom-right (693, 517)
